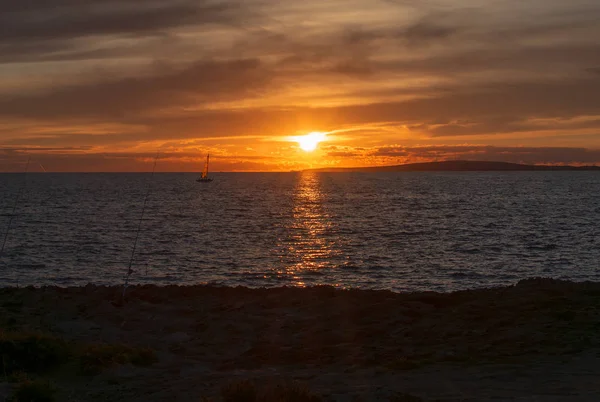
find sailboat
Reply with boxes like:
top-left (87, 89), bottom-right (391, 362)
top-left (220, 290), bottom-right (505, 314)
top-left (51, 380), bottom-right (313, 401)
top-left (196, 154), bottom-right (213, 182)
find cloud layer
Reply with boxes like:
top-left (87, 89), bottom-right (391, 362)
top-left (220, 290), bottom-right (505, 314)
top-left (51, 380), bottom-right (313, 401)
top-left (1, 0), bottom-right (600, 170)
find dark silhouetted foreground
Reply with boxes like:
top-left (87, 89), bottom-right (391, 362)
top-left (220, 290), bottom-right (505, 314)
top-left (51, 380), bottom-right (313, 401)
top-left (1, 278), bottom-right (599, 401)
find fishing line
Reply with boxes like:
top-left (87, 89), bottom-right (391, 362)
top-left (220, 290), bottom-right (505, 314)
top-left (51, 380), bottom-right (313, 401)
top-left (1, 157), bottom-right (31, 257)
top-left (122, 151), bottom-right (160, 301)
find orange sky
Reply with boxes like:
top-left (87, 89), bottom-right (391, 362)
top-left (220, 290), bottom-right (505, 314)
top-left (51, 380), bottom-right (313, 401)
top-left (1, 0), bottom-right (600, 171)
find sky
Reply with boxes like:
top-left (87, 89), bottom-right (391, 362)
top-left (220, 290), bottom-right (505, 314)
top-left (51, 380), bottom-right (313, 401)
top-left (1, 0), bottom-right (600, 171)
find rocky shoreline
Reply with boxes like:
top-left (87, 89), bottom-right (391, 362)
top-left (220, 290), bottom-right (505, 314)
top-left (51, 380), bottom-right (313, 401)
top-left (1, 278), bottom-right (600, 401)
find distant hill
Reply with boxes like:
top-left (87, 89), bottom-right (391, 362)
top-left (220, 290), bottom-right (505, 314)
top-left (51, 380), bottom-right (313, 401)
top-left (305, 160), bottom-right (600, 172)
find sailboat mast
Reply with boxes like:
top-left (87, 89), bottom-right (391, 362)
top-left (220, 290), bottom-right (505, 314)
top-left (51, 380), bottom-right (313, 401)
top-left (196, 152), bottom-right (213, 182)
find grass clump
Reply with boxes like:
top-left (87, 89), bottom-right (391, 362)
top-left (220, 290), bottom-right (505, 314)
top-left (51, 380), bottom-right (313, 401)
top-left (7, 370), bottom-right (30, 384)
top-left (221, 379), bottom-right (257, 402)
top-left (9, 379), bottom-right (57, 402)
top-left (78, 343), bottom-right (157, 375)
top-left (0, 331), bottom-right (158, 377)
top-left (220, 379), bottom-right (322, 402)
top-left (0, 332), bottom-right (70, 375)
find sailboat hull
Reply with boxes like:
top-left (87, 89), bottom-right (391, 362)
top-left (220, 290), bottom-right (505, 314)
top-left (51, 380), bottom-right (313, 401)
top-left (196, 178), bottom-right (213, 183)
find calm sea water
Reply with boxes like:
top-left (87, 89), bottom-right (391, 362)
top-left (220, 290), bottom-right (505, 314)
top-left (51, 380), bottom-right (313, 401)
top-left (0, 172), bottom-right (599, 291)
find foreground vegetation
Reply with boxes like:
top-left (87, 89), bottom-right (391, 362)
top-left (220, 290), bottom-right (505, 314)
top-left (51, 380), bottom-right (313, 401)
top-left (1, 278), bottom-right (599, 400)
top-left (0, 331), bottom-right (156, 401)
top-left (0, 331), bottom-right (422, 402)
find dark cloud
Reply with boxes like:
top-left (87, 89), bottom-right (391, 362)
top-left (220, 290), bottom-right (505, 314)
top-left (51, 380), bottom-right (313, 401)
top-left (372, 146), bottom-right (410, 157)
top-left (422, 116), bottom-right (600, 137)
top-left (0, 146), bottom-right (91, 153)
top-left (0, 41), bottom-right (74, 63)
top-left (338, 9), bottom-right (468, 48)
top-left (0, 58), bottom-right (273, 119)
top-left (390, 44), bottom-right (600, 77)
top-left (402, 15), bottom-right (462, 46)
top-left (330, 61), bottom-right (373, 77)
top-left (0, 0), bottom-right (162, 13)
top-left (323, 145), bottom-right (361, 158)
top-left (326, 78), bottom-right (600, 128)
top-left (327, 151), bottom-right (361, 157)
top-left (319, 40), bottom-right (600, 81)
top-left (0, 1), bottom-right (244, 42)
top-left (0, 0), bottom-right (254, 63)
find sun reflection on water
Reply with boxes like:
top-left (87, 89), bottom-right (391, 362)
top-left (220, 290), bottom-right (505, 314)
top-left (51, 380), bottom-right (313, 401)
top-left (277, 172), bottom-right (341, 285)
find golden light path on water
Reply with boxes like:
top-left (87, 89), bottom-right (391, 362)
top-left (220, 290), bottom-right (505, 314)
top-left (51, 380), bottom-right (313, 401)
top-left (279, 171), bottom-right (342, 287)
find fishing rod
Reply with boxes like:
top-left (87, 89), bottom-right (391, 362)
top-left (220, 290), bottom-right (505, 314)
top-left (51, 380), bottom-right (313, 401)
top-left (121, 151), bottom-right (160, 302)
top-left (1, 157), bottom-right (31, 257)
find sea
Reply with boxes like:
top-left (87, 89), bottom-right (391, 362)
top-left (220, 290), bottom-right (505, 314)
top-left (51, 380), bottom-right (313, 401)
top-left (0, 172), bottom-right (599, 292)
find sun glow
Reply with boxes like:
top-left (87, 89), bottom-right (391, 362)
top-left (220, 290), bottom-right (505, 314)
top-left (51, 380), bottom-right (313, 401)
top-left (296, 132), bottom-right (326, 152)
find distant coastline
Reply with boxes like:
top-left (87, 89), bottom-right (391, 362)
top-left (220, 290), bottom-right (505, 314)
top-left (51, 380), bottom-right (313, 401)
top-left (304, 160), bottom-right (600, 172)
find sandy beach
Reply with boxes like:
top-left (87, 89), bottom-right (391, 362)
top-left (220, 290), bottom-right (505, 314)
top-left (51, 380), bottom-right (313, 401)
top-left (1, 278), bottom-right (600, 401)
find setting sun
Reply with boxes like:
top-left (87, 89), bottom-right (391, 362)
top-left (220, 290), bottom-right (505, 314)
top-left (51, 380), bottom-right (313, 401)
top-left (296, 132), bottom-right (326, 152)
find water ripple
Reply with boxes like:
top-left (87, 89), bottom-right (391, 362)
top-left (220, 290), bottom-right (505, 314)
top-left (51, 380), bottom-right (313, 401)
top-left (0, 171), bottom-right (599, 291)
